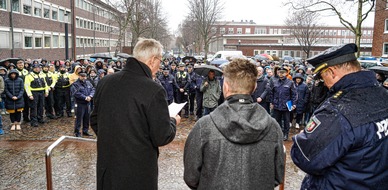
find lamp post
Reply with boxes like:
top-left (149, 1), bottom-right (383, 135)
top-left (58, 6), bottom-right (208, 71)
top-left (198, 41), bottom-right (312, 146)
top-left (64, 13), bottom-right (69, 60)
top-left (281, 40), bottom-right (284, 58)
top-left (238, 39), bottom-right (241, 50)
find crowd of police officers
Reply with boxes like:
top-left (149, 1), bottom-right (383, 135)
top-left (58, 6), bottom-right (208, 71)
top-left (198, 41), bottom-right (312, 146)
top-left (0, 58), bottom-right (117, 136)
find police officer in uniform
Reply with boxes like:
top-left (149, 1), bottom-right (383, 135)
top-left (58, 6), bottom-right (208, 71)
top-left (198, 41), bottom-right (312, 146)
top-left (187, 65), bottom-right (199, 115)
top-left (24, 63), bottom-right (49, 127)
top-left (291, 43), bottom-right (388, 189)
top-left (174, 63), bottom-right (191, 118)
top-left (158, 67), bottom-right (175, 105)
top-left (42, 63), bottom-right (57, 119)
top-left (71, 70), bottom-right (95, 137)
top-left (54, 64), bottom-right (72, 118)
top-left (16, 60), bottom-right (30, 122)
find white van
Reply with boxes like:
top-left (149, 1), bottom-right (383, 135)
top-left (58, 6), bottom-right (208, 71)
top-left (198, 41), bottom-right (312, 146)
top-left (212, 51), bottom-right (244, 60)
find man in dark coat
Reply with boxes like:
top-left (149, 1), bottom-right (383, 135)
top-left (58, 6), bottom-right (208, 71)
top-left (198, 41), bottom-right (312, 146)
top-left (292, 73), bottom-right (310, 129)
top-left (91, 38), bottom-right (180, 190)
top-left (158, 67), bottom-right (175, 105)
top-left (184, 58), bottom-right (284, 189)
top-left (269, 66), bottom-right (298, 141)
top-left (291, 43), bottom-right (388, 190)
top-left (251, 66), bottom-right (270, 113)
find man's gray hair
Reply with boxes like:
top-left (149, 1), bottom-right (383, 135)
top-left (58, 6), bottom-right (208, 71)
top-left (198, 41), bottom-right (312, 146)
top-left (133, 38), bottom-right (163, 62)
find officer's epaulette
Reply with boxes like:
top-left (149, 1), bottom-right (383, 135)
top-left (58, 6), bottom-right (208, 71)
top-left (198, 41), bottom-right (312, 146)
top-left (329, 90), bottom-right (345, 104)
top-left (333, 90), bottom-right (343, 99)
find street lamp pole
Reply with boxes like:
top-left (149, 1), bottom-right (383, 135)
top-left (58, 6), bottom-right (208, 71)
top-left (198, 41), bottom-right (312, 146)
top-left (64, 13), bottom-right (69, 60)
top-left (238, 39), bottom-right (241, 50)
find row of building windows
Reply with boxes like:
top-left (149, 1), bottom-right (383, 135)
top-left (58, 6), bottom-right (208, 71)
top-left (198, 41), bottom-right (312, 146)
top-left (76, 16), bottom-right (119, 34)
top-left (215, 26), bottom-right (373, 37)
top-left (0, 30), bottom-right (120, 50)
top-left (75, 0), bottom-right (115, 20)
top-left (0, 0), bottom-right (71, 23)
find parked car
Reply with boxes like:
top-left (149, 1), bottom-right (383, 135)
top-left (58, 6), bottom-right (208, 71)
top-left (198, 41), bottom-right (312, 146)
top-left (357, 56), bottom-right (379, 69)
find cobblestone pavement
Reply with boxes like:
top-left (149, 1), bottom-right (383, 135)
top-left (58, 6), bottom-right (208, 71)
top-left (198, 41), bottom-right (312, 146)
top-left (0, 114), bottom-right (304, 190)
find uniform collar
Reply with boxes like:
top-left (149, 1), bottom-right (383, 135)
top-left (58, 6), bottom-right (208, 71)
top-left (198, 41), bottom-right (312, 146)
top-left (330, 70), bottom-right (378, 95)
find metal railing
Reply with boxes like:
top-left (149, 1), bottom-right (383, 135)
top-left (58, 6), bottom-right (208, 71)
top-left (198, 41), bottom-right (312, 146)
top-left (45, 136), bottom-right (97, 190)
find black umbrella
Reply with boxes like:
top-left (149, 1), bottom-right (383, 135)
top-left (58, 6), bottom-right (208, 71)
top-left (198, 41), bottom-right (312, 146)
top-left (90, 53), bottom-right (112, 59)
top-left (369, 66), bottom-right (388, 76)
top-left (117, 53), bottom-right (131, 58)
top-left (0, 58), bottom-right (23, 67)
top-left (182, 56), bottom-right (197, 63)
top-left (194, 64), bottom-right (223, 77)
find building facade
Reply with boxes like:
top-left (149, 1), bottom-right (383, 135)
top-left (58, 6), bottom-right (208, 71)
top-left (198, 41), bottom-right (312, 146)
top-left (0, 0), bottom-right (125, 61)
top-left (372, 0), bottom-right (388, 57)
top-left (209, 20), bottom-right (373, 59)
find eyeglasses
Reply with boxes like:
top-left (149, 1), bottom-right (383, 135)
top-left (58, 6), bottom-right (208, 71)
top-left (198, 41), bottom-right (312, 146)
top-left (315, 67), bottom-right (329, 80)
top-left (154, 56), bottom-right (162, 63)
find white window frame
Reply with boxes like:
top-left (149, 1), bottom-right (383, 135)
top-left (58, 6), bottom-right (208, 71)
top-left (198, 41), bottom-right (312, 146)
top-left (24, 33), bottom-right (33, 49)
top-left (23, 0), bottom-right (32, 15)
top-left (44, 35), bottom-right (51, 48)
top-left (33, 1), bottom-right (42, 17)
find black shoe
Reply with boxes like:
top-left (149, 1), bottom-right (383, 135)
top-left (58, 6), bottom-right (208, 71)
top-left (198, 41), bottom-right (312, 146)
top-left (74, 133), bottom-right (81, 137)
top-left (83, 132), bottom-right (93, 136)
top-left (56, 114), bottom-right (63, 118)
top-left (24, 118), bottom-right (30, 122)
top-left (38, 120), bottom-right (46, 124)
top-left (184, 115), bottom-right (189, 118)
top-left (189, 112), bottom-right (194, 115)
top-left (67, 113), bottom-right (73, 117)
top-left (31, 122), bottom-right (38, 127)
top-left (283, 134), bottom-right (288, 141)
top-left (47, 115), bottom-right (57, 119)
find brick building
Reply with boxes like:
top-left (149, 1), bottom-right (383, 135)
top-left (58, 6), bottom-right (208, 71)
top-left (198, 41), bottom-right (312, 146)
top-left (372, 0), bottom-right (388, 57)
top-left (209, 20), bottom-right (373, 59)
top-left (0, 0), bottom-right (126, 61)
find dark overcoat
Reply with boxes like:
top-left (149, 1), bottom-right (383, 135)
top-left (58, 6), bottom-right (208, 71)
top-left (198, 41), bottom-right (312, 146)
top-left (90, 57), bottom-right (177, 190)
top-left (4, 70), bottom-right (24, 110)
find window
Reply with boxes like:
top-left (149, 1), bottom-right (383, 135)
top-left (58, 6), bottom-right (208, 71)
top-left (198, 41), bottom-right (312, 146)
top-left (255, 27), bottom-right (266, 34)
top-left (24, 34), bottom-right (33, 48)
top-left (228, 28), bottom-right (234, 34)
top-left (12, 0), bottom-right (20, 12)
top-left (34, 1), bottom-right (41, 17)
top-left (52, 7), bottom-right (57, 20)
top-left (35, 35), bottom-right (42, 48)
top-left (384, 43), bottom-right (388, 55)
top-left (43, 4), bottom-right (50, 18)
top-left (76, 18), bottom-right (80, 27)
top-left (385, 20), bottom-right (388, 33)
top-left (245, 28), bottom-right (251, 34)
top-left (14, 32), bottom-right (22, 48)
top-left (237, 28), bottom-right (242, 34)
top-left (76, 37), bottom-right (80, 47)
top-left (0, 31), bottom-right (9, 48)
top-left (59, 36), bottom-right (65, 47)
top-left (0, 0), bottom-right (6, 9)
top-left (44, 36), bottom-right (50, 47)
top-left (58, 9), bottom-right (64, 22)
top-left (52, 35), bottom-right (58, 47)
top-left (23, 0), bottom-right (32, 15)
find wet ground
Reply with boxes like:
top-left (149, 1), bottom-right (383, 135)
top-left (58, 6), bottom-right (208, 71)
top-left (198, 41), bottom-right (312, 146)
top-left (0, 114), bottom-right (304, 190)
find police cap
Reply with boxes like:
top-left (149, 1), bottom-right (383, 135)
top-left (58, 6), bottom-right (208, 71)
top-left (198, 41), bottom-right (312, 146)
top-left (278, 66), bottom-right (288, 72)
top-left (178, 63), bottom-right (186, 67)
top-left (78, 70), bottom-right (87, 77)
top-left (162, 67), bottom-right (169, 71)
top-left (307, 43), bottom-right (357, 75)
top-left (31, 63), bottom-right (41, 68)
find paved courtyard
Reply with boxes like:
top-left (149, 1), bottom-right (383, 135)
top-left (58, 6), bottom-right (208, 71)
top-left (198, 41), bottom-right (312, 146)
top-left (0, 115), bottom-right (304, 190)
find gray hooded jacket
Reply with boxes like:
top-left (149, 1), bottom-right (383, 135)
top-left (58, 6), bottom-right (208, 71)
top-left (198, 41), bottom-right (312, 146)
top-left (184, 94), bottom-right (284, 189)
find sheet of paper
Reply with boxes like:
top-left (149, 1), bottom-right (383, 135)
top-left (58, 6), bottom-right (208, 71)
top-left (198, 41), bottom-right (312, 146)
top-left (168, 102), bottom-right (187, 117)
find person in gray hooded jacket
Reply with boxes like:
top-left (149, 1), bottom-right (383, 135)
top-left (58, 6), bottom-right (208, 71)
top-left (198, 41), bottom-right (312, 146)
top-left (184, 58), bottom-right (285, 190)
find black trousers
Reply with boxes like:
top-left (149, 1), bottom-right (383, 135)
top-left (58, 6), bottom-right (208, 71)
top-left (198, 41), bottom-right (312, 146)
top-left (189, 91), bottom-right (196, 113)
top-left (22, 92), bottom-right (30, 120)
top-left (273, 109), bottom-right (291, 136)
top-left (54, 88), bottom-right (71, 116)
top-left (10, 111), bottom-right (22, 123)
top-left (29, 91), bottom-right (45, 124)
top-left (176, 91), bottom-right (188, 116)
top-left (74, 103), bottom-right (90, 134)
top-left (195, 91), bottom-right (203, 118)
top-left (45, 90), bottom-right (55, 116)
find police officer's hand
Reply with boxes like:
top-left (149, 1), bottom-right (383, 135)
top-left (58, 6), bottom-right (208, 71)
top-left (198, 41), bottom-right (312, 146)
top-left (180, 88), bottom-right (184, 93)
top-left (12, 96), bottom-right (17, 100)
top-left (204, 81), bottom-right (208, 86)
top-left (45, 93), bottom-right (48, 97)
top-left (257, 97), bottom-right (262, 103)
top-left (292, 105), bottom-right (296, 110)
top-left (29, 96), bottom-right (34, 100)
top-left (174, 115), bottom-right (181, 126)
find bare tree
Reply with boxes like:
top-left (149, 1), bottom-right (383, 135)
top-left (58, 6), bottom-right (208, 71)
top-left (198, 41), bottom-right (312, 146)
top-left (187, 0), bottom-right (224, 61)
top-left (285, 0), bottom-right (375, 57)
top-left (285, 11), bottom-right (323, 58)
top-left (177, 18), bottom-right (200, 55)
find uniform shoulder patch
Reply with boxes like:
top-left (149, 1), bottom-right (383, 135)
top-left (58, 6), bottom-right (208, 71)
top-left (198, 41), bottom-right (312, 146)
top-left (305, 116), bottom-right (321, 133)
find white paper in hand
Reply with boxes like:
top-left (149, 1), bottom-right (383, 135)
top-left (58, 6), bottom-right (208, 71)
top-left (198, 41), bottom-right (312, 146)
top-left (168, 102), bottom-right (187, 117)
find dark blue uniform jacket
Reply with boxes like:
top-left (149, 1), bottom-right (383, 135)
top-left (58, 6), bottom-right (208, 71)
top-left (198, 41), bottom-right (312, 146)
top-left (269, 77), bottom-right (298, 111)
top-left (158, 74), bottom-right (175, 102)
top-left (291, 71), bottom-right (388, 190)
top-left (71, 79), bottom-right (95, 104)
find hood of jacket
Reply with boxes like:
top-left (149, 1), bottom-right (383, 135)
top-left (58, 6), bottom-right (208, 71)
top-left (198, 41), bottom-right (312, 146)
top-left (293, 73), bottom-right (304, 82)
top-left (8, 69), bottom-right (20, 79)
top-left (209, 94), bottom-right (275, 144)
top-left (74, 65), bottom-right (82, 74)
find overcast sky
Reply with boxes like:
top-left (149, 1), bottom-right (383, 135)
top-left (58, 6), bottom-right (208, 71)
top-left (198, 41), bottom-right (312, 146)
top-left (161, 0), bottom-right (375, 32)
